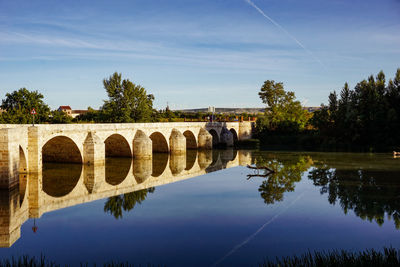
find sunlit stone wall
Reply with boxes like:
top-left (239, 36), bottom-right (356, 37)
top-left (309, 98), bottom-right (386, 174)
top-left (0, 122), bottom-right (254, 187)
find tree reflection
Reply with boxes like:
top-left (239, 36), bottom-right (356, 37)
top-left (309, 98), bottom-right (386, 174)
top-left (104, 187), bottom-right (155, 219)
top-left (253, 154), bottom-right (313, 204)
top-left (308, 159), bottom-right (400, 229)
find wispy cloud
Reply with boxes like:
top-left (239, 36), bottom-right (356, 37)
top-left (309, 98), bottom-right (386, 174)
top-left (244, 0), bottom-right (327, 70)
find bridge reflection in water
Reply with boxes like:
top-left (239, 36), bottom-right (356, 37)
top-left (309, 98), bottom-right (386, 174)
top-left (0, 149), bottom-right (252, 247)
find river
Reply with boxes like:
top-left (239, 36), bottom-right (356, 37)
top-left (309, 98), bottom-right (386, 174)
top-left (0, 150), bottom-right (399, 266)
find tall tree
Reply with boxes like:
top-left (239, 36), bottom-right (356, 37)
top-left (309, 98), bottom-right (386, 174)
top-left (258, 80), bottom-right (308, 133)
top-left (0, 88), bottom-right (50, 123)
top-left (101, 72), bottom-right (154, 123)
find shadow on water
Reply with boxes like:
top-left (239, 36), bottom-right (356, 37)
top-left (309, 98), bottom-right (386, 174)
top-left (105, 158), bottom-right (131, 186)
top-left (42, 163), bottom-right (82, 197)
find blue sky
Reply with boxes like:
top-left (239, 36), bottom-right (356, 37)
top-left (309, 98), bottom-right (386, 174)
top-left (0, 0), bottom-right (399, 110)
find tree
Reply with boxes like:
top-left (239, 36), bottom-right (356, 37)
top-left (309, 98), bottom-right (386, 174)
top-left (310, 68), bottom-right (400, 151)
top-left (101, 72), bottom-right (154, 123)
top-left (257, 80), bottom-right (308, 133)
top-left (49, 110), bottom-right (72, 124)
top-left (0, 88), bottom-right (50, 123)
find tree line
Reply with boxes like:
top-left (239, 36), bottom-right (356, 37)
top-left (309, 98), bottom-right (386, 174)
top-left (256, 68), bottom-right (400, 152)
top-left (0, 72), bottom-right (252, 124)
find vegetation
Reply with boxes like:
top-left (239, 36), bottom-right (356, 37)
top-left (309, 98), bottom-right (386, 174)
top-left (2, 247), bottom-right (400, 266)
top-left (0, 88), bottom-right (49, 124)
top-left (100, 72), bottom-right (155, 123)
top-left (311, 68), bottom-right (400, 151)
top-left (260, 247), bottom-right (400, 267)
top-left (257, 68), bottom-right (400, 152)
top-left (257, 80), bottom-right (308, 134)
top-left (0, 88), bottom-right (72, 124)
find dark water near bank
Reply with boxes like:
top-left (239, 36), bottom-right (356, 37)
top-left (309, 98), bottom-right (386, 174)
top-left (1, 150), bottom-right (400, 266)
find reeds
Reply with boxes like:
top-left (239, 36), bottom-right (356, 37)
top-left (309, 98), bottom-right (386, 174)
top-left (260, 247), bottom-right (400, 267)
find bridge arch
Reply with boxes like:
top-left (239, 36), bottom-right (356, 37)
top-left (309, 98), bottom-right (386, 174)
top-left (230, 128), bottom-right (238, 143)
top-left (208, 129), bottom-right (219, 147)
top-left (183, 130), bottom-right (197, 149)
top-left (150, 132), bottom-right (169, 153)
top-left (104, 134), bottom-right (132, 157)
top-left (18, 146), bottom-right (28, 206)
top-left (42, 136), bottom-right (82, 163)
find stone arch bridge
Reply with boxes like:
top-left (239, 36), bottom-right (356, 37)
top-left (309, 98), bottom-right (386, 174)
top-left (0, 122), bottom-right (253, 187)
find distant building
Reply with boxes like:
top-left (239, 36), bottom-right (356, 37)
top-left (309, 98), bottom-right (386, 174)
top-left (303, 106), bottom-right (322, 112)
top-left (58, 106), bottom-right (90, 118)
top-left (58, 106), bottom-right (72, 115)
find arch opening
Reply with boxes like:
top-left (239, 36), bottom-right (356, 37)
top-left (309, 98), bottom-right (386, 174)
top-left (230, 129), bottom-right (239, 143)
top-left (150, 132), bottom-right (169, 153)
top-left (42, 162), bottom-right (82, 198)
top-left (105, 158), bottom-right (131, 186)
top-left (183, 130), bottom-right (197, 149)
top-left (208, 129), bottom-right (219, 147)
top-left (105, 134), bottom-right (132, 158)
top-left (18, 146), bottom-right (28, 206)
top-left (42, 136), bottom-right (82, 163)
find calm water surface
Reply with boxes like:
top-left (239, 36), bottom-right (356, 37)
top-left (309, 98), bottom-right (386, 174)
top-left (1, 150), bottom-right (400, 266)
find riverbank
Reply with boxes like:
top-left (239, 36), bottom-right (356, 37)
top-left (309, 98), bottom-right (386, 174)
top-left (251, 132), bottom-right (399, 153)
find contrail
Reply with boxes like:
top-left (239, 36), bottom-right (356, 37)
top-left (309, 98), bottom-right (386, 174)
top-left (244, 0), bottom-right (327, 69)
top-left (211, 191), bottom-right (306, 266)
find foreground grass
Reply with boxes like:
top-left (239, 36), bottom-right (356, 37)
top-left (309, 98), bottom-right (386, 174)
top-left (2, 248), bottom-right (400, 266)
top-left (260, 247), bottom-right (400, 267)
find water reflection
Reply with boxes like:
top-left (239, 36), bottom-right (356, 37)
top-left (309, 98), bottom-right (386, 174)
top-left (308, 154), bottom-right (400, 229)
top-left (133, 158), bottom-right (152, 184)
top-left (104, 188), bottom-right (155, 219)
top-left (105, 158), bottom-right (131, 185)
top-left (43, 163), bottom-right (82, 197)
top-left (152, 153), bottom-right (168, 177)
top-left (250, 153), bottom-right (313, 204)
top-left (0, 149), bottom-right (248, 247)
top-left (3, 150), bottom-right (400, 250)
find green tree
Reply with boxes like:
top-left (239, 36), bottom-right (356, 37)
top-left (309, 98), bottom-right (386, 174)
top-left (0, 88), bottom-right (50, 123)
top-left (311, 68), bottom-right (400, 151)
top-left (49, 110), bottom-right (73, 124)
top-left (257, 80), bottom-right (308, 133)
top-left (101, 72), bottom-right (154, 123)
